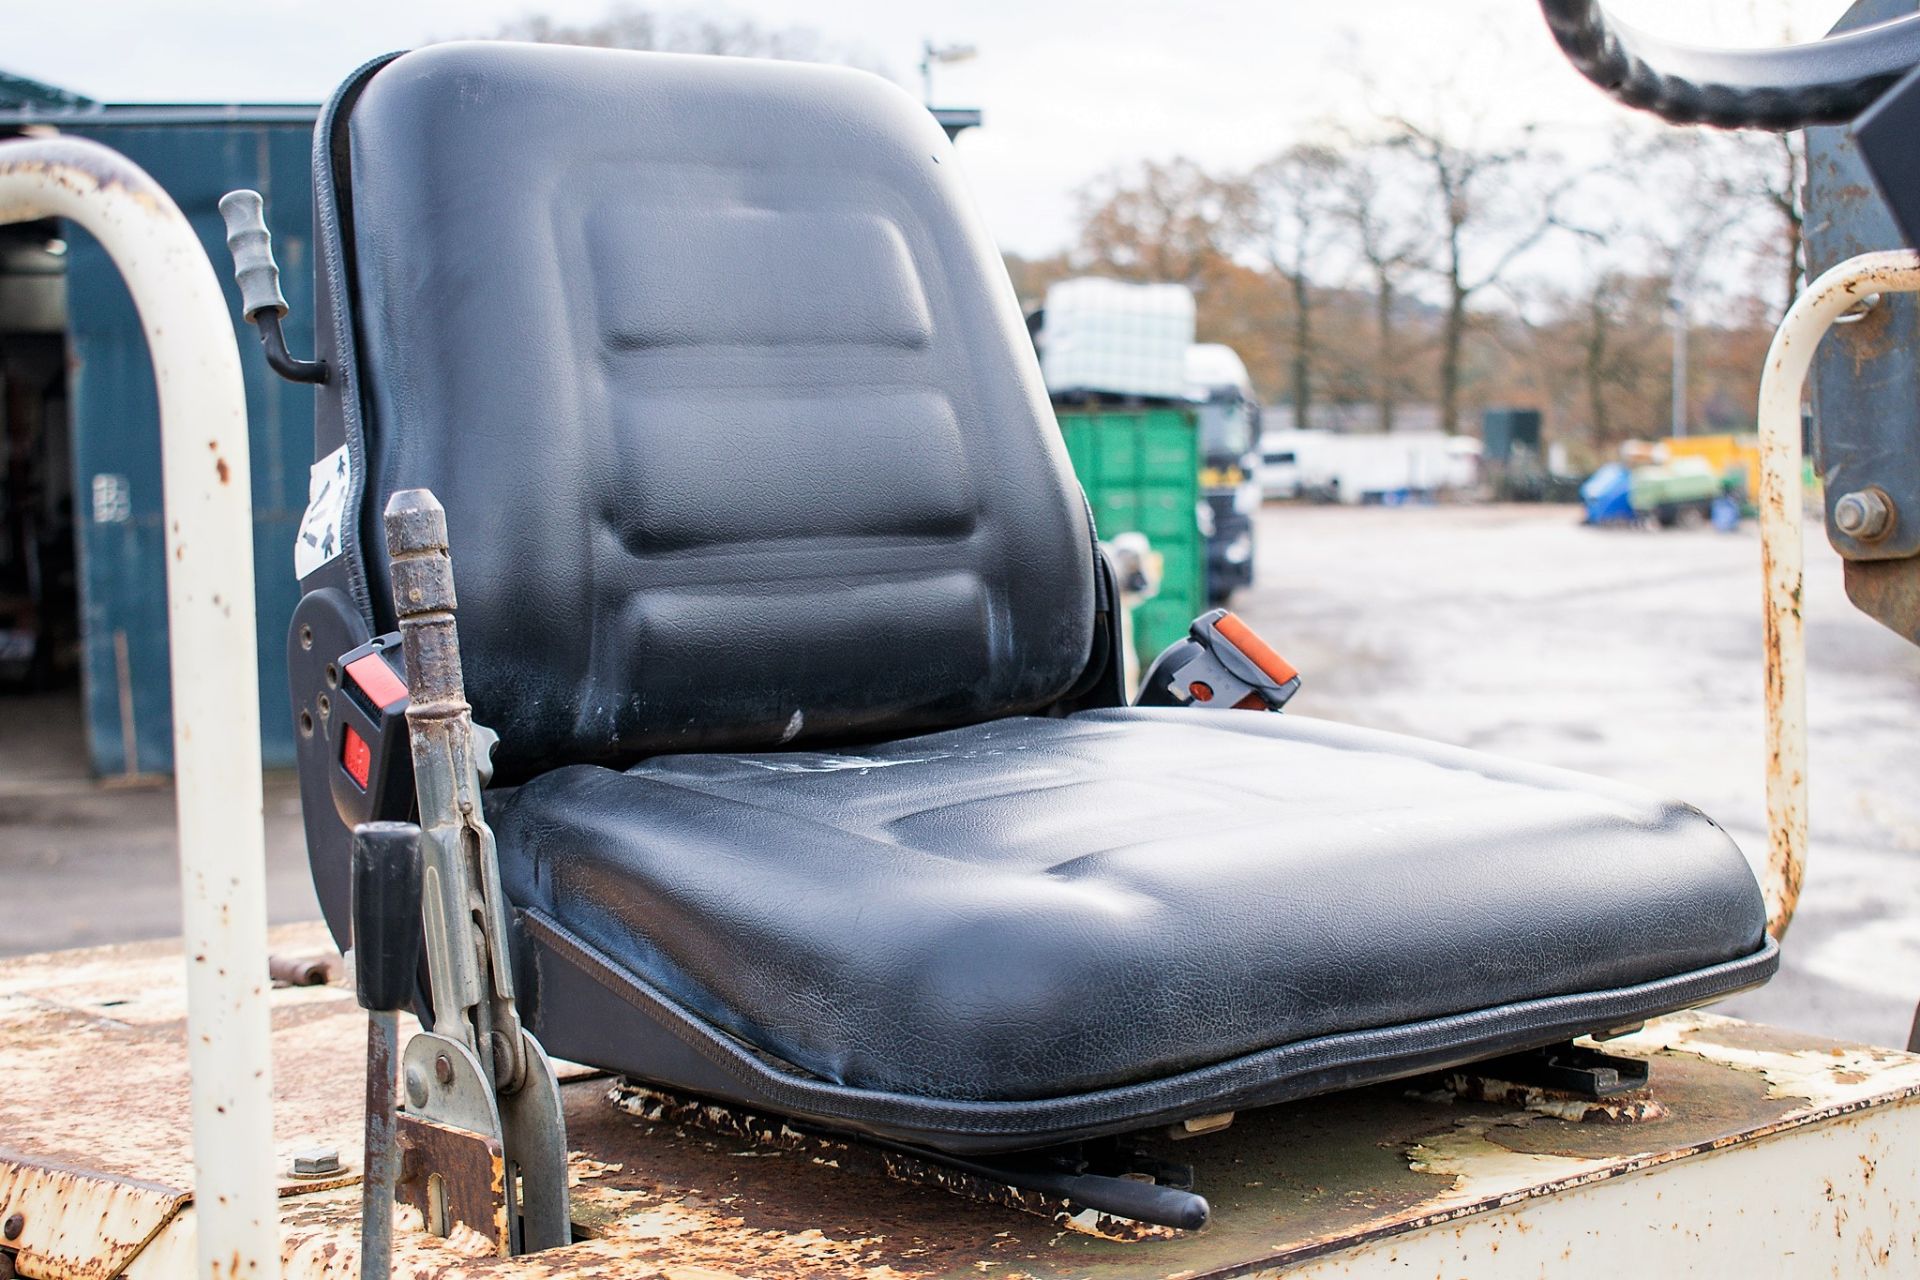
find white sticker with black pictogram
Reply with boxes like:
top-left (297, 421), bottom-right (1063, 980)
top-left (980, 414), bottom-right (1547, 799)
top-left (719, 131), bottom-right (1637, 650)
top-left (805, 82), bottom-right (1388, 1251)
top-left (295, 444), bottom-right (350, 579)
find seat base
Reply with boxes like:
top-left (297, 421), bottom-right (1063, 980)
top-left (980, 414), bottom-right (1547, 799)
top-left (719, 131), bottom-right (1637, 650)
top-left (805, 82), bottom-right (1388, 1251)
top-left (607, 1077), bottom-right (1212, 1235)
top-left (522, 909), bottom-right (1777, 1154)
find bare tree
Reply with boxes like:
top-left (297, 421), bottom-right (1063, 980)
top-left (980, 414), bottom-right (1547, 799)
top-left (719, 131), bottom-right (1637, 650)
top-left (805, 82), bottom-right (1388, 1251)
top-left (1330, 140), bottom-right (1429, 432)
top-left (1690, 130), bottom-right (1803, 316)
top-left (1003, 250), bottom-right (1074, 314)
top-left (1571, 271), bottom-right (1671, 447)
top-left (1073, 159), bottom-right (1245, 293)
top-left (1387, 117), bottom-right (1574, 435)
top-left (1238, 145), bottom-right (1344, 429)
top-left (488, 4), bottom-right (887, 73)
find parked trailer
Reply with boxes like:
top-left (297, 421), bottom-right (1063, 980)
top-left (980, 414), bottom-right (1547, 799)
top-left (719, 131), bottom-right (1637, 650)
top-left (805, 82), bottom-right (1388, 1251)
top-left (1260, 428), bottom-right (1479, 504)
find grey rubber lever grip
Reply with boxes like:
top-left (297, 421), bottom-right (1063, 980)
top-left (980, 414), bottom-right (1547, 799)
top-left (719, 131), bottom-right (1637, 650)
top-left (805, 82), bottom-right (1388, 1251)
top-left (217, 189), bottom-right (289, 321)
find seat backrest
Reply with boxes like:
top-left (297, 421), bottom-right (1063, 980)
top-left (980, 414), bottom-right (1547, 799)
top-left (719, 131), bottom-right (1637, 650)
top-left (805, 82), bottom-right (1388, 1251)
top-left (323, 42), bottom-right (1096, 776)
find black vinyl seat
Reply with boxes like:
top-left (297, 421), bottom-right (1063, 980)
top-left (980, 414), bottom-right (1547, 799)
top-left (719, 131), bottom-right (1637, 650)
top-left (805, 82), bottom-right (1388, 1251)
top-left (292, 41), bottom-right (1775, 1157)
top-left (494, 709), bottom-right (1766, 1108)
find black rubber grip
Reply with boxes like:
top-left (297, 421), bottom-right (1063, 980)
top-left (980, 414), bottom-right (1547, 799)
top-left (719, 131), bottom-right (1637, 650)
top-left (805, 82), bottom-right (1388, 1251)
top-left (352, 821), bottom-right (423, 1013)
top-left (1539, 0), bottom-right (1920, 130)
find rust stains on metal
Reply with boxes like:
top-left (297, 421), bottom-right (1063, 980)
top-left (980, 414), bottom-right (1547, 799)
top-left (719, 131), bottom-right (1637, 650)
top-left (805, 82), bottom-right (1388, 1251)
top-left (1436, 1072), bottom-right (1668, 1124)
top-left (269, 952), bottom-right (341, 988)
top-left (393, 1113), bottom-right (509, 1256)
top-left (0, 1159), bottom-right (185, 1280)
top-left (0, 923), bottom-right (374, 1201)
top-left (1617, 1011), bottom-right (1920, 1109)
top-left (9, 918), bottom-right (1920, 1280)
top-left (0, 138), bottom-right (173, 220)
top-left (104, 1016), bottom-right (1920, 1279)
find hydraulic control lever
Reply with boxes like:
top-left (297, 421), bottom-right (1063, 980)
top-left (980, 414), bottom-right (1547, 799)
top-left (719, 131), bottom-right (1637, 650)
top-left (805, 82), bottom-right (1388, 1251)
top-left (383, 488), bottom-right (570, 1255)
top-left (217, 189), bottom-right (327, 384)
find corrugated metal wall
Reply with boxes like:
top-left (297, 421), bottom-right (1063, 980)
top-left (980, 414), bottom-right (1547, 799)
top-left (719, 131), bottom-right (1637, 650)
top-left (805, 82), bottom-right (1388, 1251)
top-left (64, 122), bottom-right (316, 772)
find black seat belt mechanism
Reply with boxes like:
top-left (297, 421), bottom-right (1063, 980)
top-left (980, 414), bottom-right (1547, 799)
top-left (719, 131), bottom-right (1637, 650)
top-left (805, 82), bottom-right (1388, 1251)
top-left (1138, 608), bottom-right (1301, 712)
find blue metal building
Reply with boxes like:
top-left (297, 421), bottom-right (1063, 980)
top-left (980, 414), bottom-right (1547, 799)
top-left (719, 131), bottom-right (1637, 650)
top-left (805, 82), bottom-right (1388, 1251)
top-left (1, 72), bottom-right (320, 773)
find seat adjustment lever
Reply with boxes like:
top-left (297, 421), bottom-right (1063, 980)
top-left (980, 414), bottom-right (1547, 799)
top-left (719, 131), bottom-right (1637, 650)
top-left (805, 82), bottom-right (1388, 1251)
top-left (383, 488), bottom-right (570, 1255)
top-left (218, 189), bottom-right (327, 384)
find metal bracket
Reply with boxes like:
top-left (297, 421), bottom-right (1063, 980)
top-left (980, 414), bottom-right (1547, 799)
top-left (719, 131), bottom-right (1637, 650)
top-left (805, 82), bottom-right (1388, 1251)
top-left (396, 1112), bottom-right (507, 1249)
top-left (608, 1080), bottom-right (1208, 1237)
top-left (1803, 0), bottom-right (1920, 644)
top-left (1467, 1042), bottom-right (1651, 1099)
top-left (396, 1030), bottom-right (572, 1253)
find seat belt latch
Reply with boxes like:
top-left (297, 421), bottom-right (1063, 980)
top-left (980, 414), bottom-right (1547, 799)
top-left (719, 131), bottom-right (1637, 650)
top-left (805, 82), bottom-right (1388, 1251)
top-left (1140, 609), bottom-right (1301, 712)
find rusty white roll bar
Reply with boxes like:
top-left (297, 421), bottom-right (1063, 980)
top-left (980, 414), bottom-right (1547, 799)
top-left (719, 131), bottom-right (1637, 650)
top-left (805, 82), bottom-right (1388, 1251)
top-left (0, 138), bottom-right (279, 1277)
top-left (1756, 249), bottom-right (1920, 941)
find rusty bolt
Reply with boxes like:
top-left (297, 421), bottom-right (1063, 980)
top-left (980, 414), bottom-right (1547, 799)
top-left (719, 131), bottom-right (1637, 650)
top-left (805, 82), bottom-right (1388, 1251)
top-left (1834, 488), bottom-right (1895, 542)
top-left (433, 1052), bottom-right (454, 1085)
top-left (2, 1212), bottom-right (21, 1240)
top-left (289, 1146), bottom-right (342, 1178)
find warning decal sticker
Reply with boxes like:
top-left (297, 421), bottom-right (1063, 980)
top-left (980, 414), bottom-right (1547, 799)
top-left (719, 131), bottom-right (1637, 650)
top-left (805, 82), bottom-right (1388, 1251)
top-left (295, 444), bottom-right (350, 579)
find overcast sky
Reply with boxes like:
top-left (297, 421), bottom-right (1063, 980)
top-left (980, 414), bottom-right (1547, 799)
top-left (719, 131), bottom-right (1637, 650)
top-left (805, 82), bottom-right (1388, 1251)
top-left (9, 0), bottom-right (1846, 255)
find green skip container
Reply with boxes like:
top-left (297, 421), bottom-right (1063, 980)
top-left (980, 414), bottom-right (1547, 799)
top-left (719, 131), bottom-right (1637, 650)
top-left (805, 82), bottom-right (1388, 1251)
top-left (1055, 404), bottom-right (1205, 667)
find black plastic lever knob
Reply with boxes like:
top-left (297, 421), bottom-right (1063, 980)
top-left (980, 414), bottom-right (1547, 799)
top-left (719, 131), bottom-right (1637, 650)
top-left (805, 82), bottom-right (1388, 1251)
top-left (351, 821), bottom-right (423, 1014)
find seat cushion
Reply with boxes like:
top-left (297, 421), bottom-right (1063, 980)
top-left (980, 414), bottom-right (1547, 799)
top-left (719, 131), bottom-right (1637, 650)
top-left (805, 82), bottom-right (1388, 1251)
top-left (492, 708), bottom-right (1769, 1104)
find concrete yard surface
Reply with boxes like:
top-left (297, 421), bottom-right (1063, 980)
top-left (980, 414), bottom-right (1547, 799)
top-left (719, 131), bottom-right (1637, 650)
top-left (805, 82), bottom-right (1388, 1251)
top-left (0, 692), bottom-right (319, 953)
top-left (0, 502), bottom-right (1916, 1049)
top-left (1236, 502), bottom-right (1920, 1049)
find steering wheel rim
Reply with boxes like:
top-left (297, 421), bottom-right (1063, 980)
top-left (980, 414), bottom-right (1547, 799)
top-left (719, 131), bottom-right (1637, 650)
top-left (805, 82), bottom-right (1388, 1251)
top-left (1540, 0), bottom-right (1920, 129)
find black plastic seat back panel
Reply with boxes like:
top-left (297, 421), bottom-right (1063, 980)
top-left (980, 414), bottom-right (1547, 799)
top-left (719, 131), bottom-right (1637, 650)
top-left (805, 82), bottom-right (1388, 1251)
top-left (334, 43), bottom-right (1093, 775)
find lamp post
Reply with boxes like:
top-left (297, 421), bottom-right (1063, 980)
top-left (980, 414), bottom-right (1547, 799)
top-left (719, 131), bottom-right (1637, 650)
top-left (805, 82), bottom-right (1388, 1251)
top-left (920, 39), bottom-right (977, 105)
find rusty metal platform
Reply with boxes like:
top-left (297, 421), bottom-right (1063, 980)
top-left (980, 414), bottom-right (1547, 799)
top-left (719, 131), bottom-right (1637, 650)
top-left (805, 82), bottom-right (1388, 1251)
top-left (3, 924), bottom-right (1918, 1278)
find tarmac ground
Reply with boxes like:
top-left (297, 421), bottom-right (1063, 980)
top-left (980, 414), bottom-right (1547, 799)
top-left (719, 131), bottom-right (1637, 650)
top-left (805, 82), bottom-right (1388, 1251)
top-left (1234, 501), bottom-right (1920, 1050)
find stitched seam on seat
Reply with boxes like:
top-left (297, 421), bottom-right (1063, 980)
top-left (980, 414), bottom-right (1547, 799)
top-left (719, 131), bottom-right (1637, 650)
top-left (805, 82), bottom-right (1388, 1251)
top-left (525, 907), bottom-right (1779, 1135)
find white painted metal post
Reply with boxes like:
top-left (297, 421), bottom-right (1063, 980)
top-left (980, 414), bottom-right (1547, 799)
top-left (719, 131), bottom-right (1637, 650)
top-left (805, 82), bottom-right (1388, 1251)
top-left (1754, 249), bottom-right (1920, 941)
top-left (0, 138), bottom-right (278, 1278)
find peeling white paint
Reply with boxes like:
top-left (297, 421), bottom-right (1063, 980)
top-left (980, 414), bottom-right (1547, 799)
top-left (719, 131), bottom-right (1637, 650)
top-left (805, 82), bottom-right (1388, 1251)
top-left (1404, 1117), bottom-right (1603, 1208)
top-left (1613, 1011), bottom-right (1920, 1106)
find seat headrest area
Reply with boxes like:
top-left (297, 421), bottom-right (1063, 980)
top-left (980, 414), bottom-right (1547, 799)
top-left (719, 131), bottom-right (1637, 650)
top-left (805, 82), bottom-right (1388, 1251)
top-left (332, 42), bottom-right (1096, 776)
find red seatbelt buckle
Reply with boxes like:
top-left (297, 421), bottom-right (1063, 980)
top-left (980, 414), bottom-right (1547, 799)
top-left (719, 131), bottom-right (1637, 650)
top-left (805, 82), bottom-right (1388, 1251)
top-left (328, 635), bottom-right (410, 805)
top-left (341, 724), bottom-right (373, 790)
